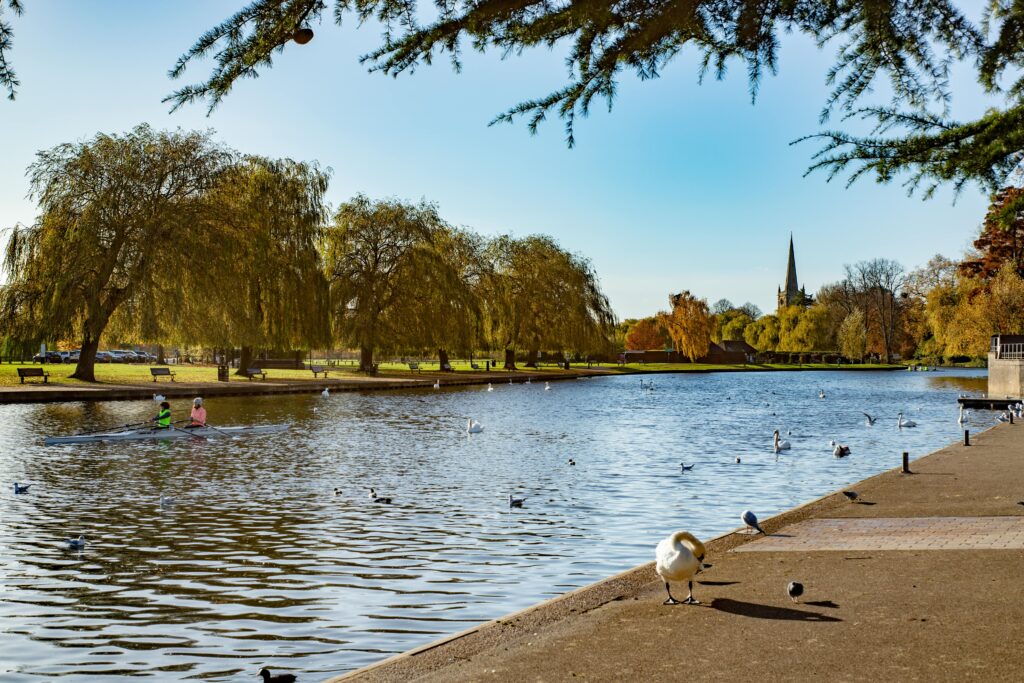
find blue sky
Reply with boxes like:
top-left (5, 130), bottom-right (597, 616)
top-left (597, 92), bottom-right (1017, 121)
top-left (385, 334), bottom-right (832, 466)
top-left (0, 1), bottom-right (997, 319)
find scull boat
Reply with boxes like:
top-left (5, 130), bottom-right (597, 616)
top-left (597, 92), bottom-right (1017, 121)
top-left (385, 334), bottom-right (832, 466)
top-left (44, 423), bottom-right (290, 446)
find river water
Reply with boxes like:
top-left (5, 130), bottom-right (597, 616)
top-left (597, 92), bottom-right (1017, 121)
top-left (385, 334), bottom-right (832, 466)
top-left (0, 369), bottom-right (990, 681)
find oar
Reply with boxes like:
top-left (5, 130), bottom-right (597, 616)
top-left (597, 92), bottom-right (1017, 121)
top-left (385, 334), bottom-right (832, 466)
top-left (71, 421), bottom-right (149, 437)
top-left (168, 424), bottom-right (209, 441)
top-left (198, 422), bottom-right (238, 440)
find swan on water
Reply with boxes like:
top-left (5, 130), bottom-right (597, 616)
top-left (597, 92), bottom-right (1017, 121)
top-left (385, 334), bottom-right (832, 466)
top-left (741, 510), bottom-right (765, 534)
top-left (897, 412), bottom-right (917, 428)
top-left (66, 535), bottom-right (86, 550)
top-left (321, 388), bottom-right (330, 398)
top-left (486, 383), bottom-right (494, 392)
top-left (432, 380), bottom-right (440, 390)
top-left (526, 377), bottom-right (532, 384)
top-left (467, 419), bottom-right (484, 434)
top-left (153, 394), bottom-right (165, 402)
top-left (833, 444), bottom-right (851, 457)
top-left (863, 412), bottom-right (877, 426)
top-left (787, 581), bottom-right (804, 603)
top-left (544, 382), bottom-right (551, 390)
top-left (508, 494), bottom-right (526, 508)
top-left (655, 530), bottom-right (707, 605)
top-left (773, 430), bottom-right (791, 452)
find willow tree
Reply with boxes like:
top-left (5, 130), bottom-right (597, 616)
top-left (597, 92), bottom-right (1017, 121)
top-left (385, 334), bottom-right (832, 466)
top-left (482, 235), bottom-right (614, 369)
top-left (324, 195), bottom-right (478, 372)
top-left (659, 291), bottom-right (712, 363)
top-left (0, 125), bottom-right (232, 381)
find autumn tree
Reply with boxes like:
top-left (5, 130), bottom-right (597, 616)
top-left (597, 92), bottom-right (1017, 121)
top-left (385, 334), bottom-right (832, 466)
top-left (744, 314), bottom-right (779, 352)
top-left (659, 291), bottom-right (712, 363)
top-left (0, 125), bottom-right (232, 381)
top-left (838, 310), bottom-right (867, 361)
top-left (961, 187), bottom-right (1024, 280)
top-left (625, 317), bottom-right (667, 351)
top-left (844, 259), bottom-right (907, 363)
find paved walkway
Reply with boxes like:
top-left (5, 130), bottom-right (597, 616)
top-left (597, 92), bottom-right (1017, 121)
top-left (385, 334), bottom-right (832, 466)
top-left (329, 422), bottom-right (1024, 682)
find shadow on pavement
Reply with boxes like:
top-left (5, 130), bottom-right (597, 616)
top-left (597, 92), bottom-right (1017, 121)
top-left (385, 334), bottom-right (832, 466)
top-left (710, 598), bottom-right (842, 622)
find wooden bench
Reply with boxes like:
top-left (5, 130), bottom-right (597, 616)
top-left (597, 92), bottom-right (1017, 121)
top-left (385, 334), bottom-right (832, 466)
top-left (18, 367), bottom-right (49, 384)
top-left (150, 367), bottom-right (176, 382)
top-left (310, 365), bottom-right (328, 379)
top-left (407, 362), bottom-right (421, 373)
top-left (245, 367), bottom-right (267, 381)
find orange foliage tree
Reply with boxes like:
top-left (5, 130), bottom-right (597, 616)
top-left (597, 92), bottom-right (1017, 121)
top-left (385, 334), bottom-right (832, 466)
top-left (659, 291), bottom-right (712, 362)
top-left (625, 317), bottom-right (667, 350)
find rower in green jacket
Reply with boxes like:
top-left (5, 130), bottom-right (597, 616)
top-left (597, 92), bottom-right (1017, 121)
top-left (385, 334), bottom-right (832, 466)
top-left (155, 401), bottom-right (171, 429)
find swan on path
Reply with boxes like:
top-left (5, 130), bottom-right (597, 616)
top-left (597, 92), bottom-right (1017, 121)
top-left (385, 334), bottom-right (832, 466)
top-left (773, 430), bottom-right (791, 452)
top-left (14, 482), bottom-right (31, 494)
top-left (833, 444), bottom-right (851, 457)
top-left (66, 535), bottom-right (86, 550)
top-left (467, 419), bottom-right (484, 434)
top-left (863, 412), bottom-right (877, 426)
top-left (655, 530), bottom-right (707, 605)
top-left (321, 388), bottom-right (330, 398)
top-left (897, 412), bottom-right (917, 428)
top-left (741, 510), bottom-right (765, 534)
top-left (787, 581), bottom-right (804, 603)
top-left (508, 494), bottom-right (526, 508)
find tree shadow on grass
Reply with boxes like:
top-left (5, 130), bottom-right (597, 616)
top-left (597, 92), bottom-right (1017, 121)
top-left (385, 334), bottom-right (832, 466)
top-left (710, 598), bottom-right (842, 622)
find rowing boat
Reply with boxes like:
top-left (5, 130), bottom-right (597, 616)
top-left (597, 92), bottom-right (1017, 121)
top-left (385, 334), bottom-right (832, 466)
top-left (44, 423), bottom-right (290, 446)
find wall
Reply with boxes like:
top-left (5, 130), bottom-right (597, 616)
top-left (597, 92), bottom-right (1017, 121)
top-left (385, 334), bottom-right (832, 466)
top-left (988, 353), bottom-right (1024, 398)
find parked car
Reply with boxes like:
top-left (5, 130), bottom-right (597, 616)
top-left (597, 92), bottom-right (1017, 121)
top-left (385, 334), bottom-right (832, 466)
top-left (108, 350), bottom-right (132, 362)
top-left (32, 351), bottom-right (63, 363)
top-left (67, 350), bottom-right (80, 362)
top-left (94, 351), bottom-right (114, 363)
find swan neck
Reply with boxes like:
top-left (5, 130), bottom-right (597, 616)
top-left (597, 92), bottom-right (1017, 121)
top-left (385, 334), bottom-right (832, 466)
top-left (673, 531), bottom-right (706, 559)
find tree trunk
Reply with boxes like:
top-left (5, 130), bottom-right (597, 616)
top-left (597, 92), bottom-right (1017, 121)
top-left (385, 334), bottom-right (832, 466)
top-left (525, 349), bottom-right (539, 368)
top-left (438, 348), bottom-right (451, 371)
top-left (72, 335), bottom-right (100, 382)
top-left (360, 346), bottom-right (375, 373)
top-left (156, 344), bottom-right (166, 364)
top-left (235, 346), bottom-right (254, 376)
top-left (503, 348), bottom-right (517, 370)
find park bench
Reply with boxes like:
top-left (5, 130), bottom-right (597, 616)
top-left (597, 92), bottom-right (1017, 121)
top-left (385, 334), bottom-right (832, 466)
top-left (245, 367), bottom-right (267, 381)
top-left (407, 362), bottom-right (421, 373)
top-left (150, 367), bottom-right (176, 382)
top-left (310, 365), bottom-right (328, 379)
top-left (18, 367), bottom-right (49, 384)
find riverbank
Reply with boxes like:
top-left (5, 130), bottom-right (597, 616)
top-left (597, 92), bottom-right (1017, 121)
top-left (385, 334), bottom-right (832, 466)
top-left (0, 361), bottom-right (903, 404)
top-left (328, 421), bottom-right (1024, 682)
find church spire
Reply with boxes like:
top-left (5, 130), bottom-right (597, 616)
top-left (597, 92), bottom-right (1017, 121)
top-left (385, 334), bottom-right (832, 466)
top-left (784, 233), bottom-right (799, 296)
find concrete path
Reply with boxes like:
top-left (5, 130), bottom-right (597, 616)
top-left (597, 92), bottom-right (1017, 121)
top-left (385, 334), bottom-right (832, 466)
top-left (329, 423), bottom-right (1024, 682)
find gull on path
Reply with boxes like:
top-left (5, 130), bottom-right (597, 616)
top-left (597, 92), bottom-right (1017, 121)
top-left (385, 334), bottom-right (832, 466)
top-left (787, 581), bottom-right (804, 603)
top-left (741, 509), bottom-right (765, 535)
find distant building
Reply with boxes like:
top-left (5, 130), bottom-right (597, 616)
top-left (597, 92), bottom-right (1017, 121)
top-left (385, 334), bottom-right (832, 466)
top-left (777, 234), bottom-right (813, 311)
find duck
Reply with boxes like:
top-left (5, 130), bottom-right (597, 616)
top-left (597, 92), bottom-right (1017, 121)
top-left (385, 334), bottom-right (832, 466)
top-left (568, 458), bottom-right (576, 466)
top-left (863, 412), bottom-right (877, 426)
top-left (66, 535), bottom-right (86, 550)
top-left (741, 509), bottom-right (765, 535)
top-left (655, 530), bottom-right (707, 605)
top-left (680, 463), bottom-right (694, 472)
top-left (772, 430), bottom-right (791, 452)
top-left (368, 488), bottom-right (393, 504)
top-left (333, 487), bottom-right (342, 496)
top-left (321, 387), bottom-right (330, 398)
top-left (833, 444), bottom-right (851, 457)
top-left (897, 412), bottom-right (917, 428)
top-left (735, 456), bottom-right (742, 464)
top-left (14, 482), bottom-right (31, 494)
top-left (544, 382), bottom-right (551, 391)
top-left (508, 494), bottom-right (526, 508)
top-left (467, 419), bottom-right (484, 434)
top-left (258, 668), bottom-right (296, 683)
top-left (486, 383), bottom-right (494, 392)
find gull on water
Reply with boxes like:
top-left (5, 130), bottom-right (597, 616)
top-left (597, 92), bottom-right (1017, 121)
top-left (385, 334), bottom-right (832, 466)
top-left (863, 412), bottom-right (877, 426)
top-left (368, 488), bottom-right (393, 504)
top-left (741, 510), bottom-right (765, 535)
top-left (787, 581), bottom-right (804, 603)
top-left (508, 494), bottom-right (526, 508)
top-left (66, 535), bottom-right (86, 550)
top-left (14, 482), bottom-right (31, 494)
top-left (467, 419), bottom-right (484, 434)
top-left (655, 530), bottom-right (707, 605)
top-left (680, 463), bottom-right (694, 472)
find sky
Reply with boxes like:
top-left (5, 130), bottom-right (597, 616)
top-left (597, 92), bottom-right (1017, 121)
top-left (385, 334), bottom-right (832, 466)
top-left (0, 1), bottom-right (1000, 319)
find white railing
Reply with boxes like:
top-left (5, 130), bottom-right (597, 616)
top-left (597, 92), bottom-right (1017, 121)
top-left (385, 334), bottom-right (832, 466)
top-left (996, 342), bottom-right (1024, 359)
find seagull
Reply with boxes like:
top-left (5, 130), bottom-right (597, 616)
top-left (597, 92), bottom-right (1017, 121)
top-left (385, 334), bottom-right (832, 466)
top-left (159, 494), bottom-right (176, 508)
top-left (467, 419), bottom-right (484, 434)
top-left (787, 581), bottom-right (804, 603)
top-left (153, 394), bottom-right (165, 402)
top-left (14, 482), bottom-right (31, 494)
top-left (368, 488), bottom-right (393, 504)
top-left (897, 412), bottom-right (917, 429)
top-left (544, 382), bottom-right (551, 391)
top-left (819, 389), bottom-right (826, 399)
top-left (841, 490), bottom-right (859, 502)
top-left (66, 535), bottom-right (86, 550)
top-left (741, 510), bottom-right (765, 535)
top-left (998, 411), bottom-right (1011, 423)
top-left (833, 444), bottom-right (851, 457)
top-left (863, 412), bottom-right (877, 426)
top-left (680, 463), bottom-right (694, 472)
top-left (433, 380), bottom-right (440, 390)
top-left (321, 387), bottom-right (330, 398)
top-left (957, 405), bottom-right (969, 423)
top-left (508, 494), bottom-right (526, 508)
top-left (655, 530), bottom-right (707, 605)
top-left (258, 668), bottom-right (296, 683)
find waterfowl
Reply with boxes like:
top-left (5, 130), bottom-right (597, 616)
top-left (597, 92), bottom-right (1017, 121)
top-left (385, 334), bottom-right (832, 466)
top-left (544, 382), bottom-right (551, 391)
top-left (14, 482), bottom-right (31, 494)
top-left (655, 531), bottom-right (707, 605)
top-left (467, 419), bottom-right (484, 434)
top-left (787, 581), bottom-right (804, 603)
top-left (433, 380), bottom-right (440, 390)
top-left (333, 487), bottom-right (341, 496)
top-left (841, 490), bottom-right (859, 502)
top-left (159, 494), bottom-right (176, 508)
top-left (66, 535), bottom-right (86, 550)
top-left (833, 444), bottom-right (851, 457)
top-left (863, 412), bottom-right (877, 426)
top-left (819, 390), bottom-right (826, 399)
top-left (487, 383), bottom-right (494, 392)
top-left (897, 412), bottom-right (917, 428)
top-left (997, 411), bottom-right (1011, 423)
top-left (508, 494), bottom-right (526, 508)
top-left (741, 510), bottom-right (765, 535)
top-left (680, 463), bottom-right (694, 472)
top-left (735, 457), bottom-right (742, 464)
top-left (526, 377), bottom-right (532, 384)
top-left (258, 668), bottom-right (296, 683)
top-left (568, 458), bottom-right (576, 466)
top-left (368, 488), bottom-right (393, 504)
top-left (153, 394), bottom-right (165, 402)
top-left (773, 430), bottom-right (791, 452)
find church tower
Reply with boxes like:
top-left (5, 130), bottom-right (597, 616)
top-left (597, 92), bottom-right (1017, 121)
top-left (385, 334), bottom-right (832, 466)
top-left (777, 234), bottom-right (809, 311)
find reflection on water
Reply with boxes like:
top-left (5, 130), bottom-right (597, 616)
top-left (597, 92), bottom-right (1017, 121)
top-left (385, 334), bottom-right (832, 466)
top-left (0, 369), bottom-right (992, 680)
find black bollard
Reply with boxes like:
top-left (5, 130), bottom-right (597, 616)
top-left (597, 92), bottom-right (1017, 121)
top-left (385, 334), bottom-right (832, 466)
top-left (902, 451), bottom-right (911, 473)
top-left (1012, 412), bottom-right (1015, 425)
top-left (964, 429), bottom-right (970, 446)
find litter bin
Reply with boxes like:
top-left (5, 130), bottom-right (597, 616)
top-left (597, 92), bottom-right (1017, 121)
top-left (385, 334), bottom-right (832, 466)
top-left (217, 365), bottom-right (229, 382)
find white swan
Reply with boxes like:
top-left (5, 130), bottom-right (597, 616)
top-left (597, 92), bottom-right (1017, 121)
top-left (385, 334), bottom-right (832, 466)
top-left (897, 412), bottom-right (917, 428)
top-left (432, 380), bottom-right (440, 390)
top-left (467, 419), bottom-right (483, 434)
top-left (655, 530), bottom-right (707, 605)
top-left (526, 377), bottom-right (532, 384)
top-left (321, 388), bottom-right (330, 398)
top-left (153, 394), bottom-right (165, 402)
top-left (486, 383), bottom-right (494, 392)
top-left (772, 430), bottom-right (791, 452)
top-left (544, 381), bottom-right (551, 391)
